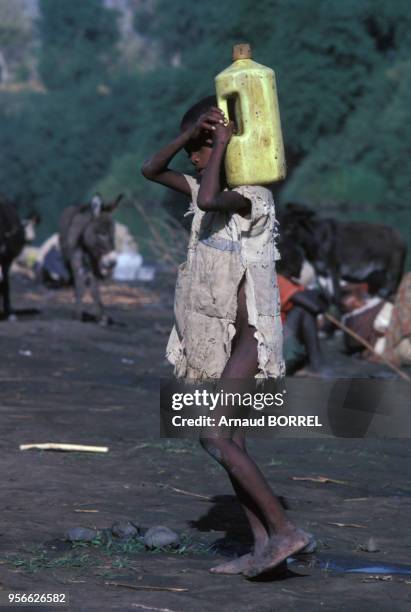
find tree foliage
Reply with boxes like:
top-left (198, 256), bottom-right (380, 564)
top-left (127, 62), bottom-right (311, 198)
top-left (0, 0), bottom-right (33, 82)
top-left (38, 0), bottom-right (120, 90)
top-left (0, 0), bottom-right (410, 257)
top-left (130, 0), bottom-right (411, 255)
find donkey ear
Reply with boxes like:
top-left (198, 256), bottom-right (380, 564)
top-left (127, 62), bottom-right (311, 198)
top-left (91, 193), bottom-right (103, 217)
top-left (104, 193), bottom-right (124, 212)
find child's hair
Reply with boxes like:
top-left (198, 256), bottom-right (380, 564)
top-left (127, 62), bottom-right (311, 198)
top-left (180, 95), bottom-right (217, 131)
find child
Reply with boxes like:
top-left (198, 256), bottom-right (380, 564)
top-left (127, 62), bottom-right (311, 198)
top-left (141, 96), bottom-right (313, 578)
top-left (341, 277), bottom-right (411, 367)
top-left (341, 282), bottom-right (388, 357)
top-left (383, 272), bottom-right (411, 366)
top-left (276, 238), bottom-right (331, 376)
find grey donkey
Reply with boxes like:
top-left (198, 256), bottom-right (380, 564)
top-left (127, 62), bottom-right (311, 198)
top-left (59, 193), bottom-right (123, 324)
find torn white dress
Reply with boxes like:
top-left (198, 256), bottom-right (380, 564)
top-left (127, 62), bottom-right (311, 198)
top-left (166, 173), bottom-right (285, 380)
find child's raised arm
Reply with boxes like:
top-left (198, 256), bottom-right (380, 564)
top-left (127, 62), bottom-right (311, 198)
top-left (141, 131), bottom-right (193, 196)
top-left (141, 108), bottom-right (223, 196)
top-left (197, 121), bottom-right (251, 215)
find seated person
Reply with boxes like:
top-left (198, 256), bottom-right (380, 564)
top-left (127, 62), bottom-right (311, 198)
top-left (277, 240), bottom-right (331, 376)
top-left (381, 272), bottom-right (411, 366)
top-left (340, 281), bottom-right (389, 357)
top-left (341, 273), bottom-right (411, 368)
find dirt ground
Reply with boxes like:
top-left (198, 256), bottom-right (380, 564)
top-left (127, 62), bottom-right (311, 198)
top-left (0, 274), bottom-right (410, 612)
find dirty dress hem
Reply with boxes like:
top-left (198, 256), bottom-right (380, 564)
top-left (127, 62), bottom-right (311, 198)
top-left (166, 174), bottom-right (285, 380)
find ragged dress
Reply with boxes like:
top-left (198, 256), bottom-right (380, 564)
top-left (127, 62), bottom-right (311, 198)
top-left (166, 174), bottom-right (285, 380)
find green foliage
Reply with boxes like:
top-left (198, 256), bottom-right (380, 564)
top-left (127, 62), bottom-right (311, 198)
top-left (0, 79), bottom-right (139, 239)
top-left (0, 0), bottom-right (33, 82)
top-left (0, 0), bottom-right (31, 48)
top-left (1, 3), bottom-right (140, 240)
top-left (38, 0), bottom-right (120, 90)
top-left (281, 57), bottom-right (411, 210)
top-left (128, 0), bottom-right (411, 260)
top-left (133, 0), bottom-right (392, 153)
top-left (1, 0), bottom-right (411, 257)
top-left (131, 0), bottom-right (411, 207)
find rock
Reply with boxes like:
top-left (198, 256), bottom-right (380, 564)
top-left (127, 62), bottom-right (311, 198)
top-left (364, 537), bottom-right (380, 553)
top-left (66, 527), bottom-right (99, 542)
top-left (111, 520), bottom-right (139, 539)
top-left (144, 526), bottom-right (180, 549)
top-left (98, 528), bottom-right (114, 545)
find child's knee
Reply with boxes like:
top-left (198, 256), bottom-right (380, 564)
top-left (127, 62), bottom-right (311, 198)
top-left (199, 437), bottom-right (225, 464)
top-left (232, 429), bottom-right (246, 451)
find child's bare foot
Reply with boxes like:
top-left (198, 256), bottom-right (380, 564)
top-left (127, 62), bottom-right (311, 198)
top-left (210, 554), bottom-right (289, 577)
top-left (209, 530), bottom-right (315, 575)
top-left (242, 527), bottom-right (310, 579)
top-left (209, 552), bottom-right (253, 574)
top-left (209, 537), bottom-right (269, 575)
top-left (299, 530), bottom-right (317, 554)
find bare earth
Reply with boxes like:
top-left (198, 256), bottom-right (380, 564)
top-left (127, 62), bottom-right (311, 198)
top-left (0, 274), bottom-right (410, 612)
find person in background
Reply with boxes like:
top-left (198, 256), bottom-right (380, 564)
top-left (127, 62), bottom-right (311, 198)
top-left (382, 272), bottom-right (411, 366)
top-left (277, 239), bottom-right (331, 376)
top-left (341, 272), bottom-right (411, 368)
top-left (341, 281), bottom-right (388, 358)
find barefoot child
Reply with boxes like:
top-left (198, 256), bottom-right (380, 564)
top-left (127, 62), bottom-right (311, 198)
top-left (141, 96), bottom-right (313, 578)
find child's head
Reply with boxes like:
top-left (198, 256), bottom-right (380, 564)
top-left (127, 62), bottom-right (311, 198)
top-left (341, 282), bottom-right (370, 312)
top-left (180, 95), bottom-right (217, 132)
top-left (181, 95), bottom-right (217, 175)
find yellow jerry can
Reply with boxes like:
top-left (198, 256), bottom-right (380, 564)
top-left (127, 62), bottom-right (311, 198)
top-left (215, 43), bottom-right (286, 187)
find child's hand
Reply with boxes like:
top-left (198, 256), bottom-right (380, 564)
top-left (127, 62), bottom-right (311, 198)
top-left (188, 107), bottom-right (226, 140)
top-left (213, 119), bottom-right (235, 146)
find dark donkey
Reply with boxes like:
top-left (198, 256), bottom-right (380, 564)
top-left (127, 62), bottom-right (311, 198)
top-left (59, 193), bottom-right (123, 324)
top-left (0, 195), bottom-right (39, 318)
top-left (280, 203), bottom-right (407, 305)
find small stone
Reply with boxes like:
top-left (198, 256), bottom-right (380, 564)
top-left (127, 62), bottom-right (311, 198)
top-left (66, 527), bottom-right (98, 542)
top-left (144, 526), bottom-right (180, 549)
top-left (98, 528), bottom-right (114, 545)
top-left (111, 520), bottom-right (139, 539)
top-left (364, 537), bottom-right (380, 553)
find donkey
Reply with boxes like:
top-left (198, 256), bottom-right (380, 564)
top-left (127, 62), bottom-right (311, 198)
top-left (0, 194), bottom-right (40, 318)
top-left (59, 193), bottom-right (123, 323)
top-left (280, 203), bottom-right (407, 304)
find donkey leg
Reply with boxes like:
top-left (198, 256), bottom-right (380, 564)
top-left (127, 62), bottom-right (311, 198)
top-left (70, 251), bottom-right (87, 320)
top-left (89, 273), bottom-right (108, 324)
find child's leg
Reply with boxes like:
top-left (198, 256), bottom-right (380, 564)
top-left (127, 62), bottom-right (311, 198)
top-left (286, 306), bottom-right (324, 370)
top-left (230, 429), bottom-right (270, 549)
top-left (202, 280), bottom-right (309, 575)
top-left (204, 280), bottom-right (272, 573)
top-left (208, 428), bottom-right (277, 575)
top-left (209, 432), bottom-right (270, 574)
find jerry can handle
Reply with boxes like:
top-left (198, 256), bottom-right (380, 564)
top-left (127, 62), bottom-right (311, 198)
top-left (218, 90), bottom-right (248, 142)
top-left (218, 96), bottom-right (229, 128)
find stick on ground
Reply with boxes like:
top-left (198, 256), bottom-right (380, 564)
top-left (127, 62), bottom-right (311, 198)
top-left (105, 582), bottom-right (188, 593)
top-left (325, 312), bottom-right (411, 383)
top-left (291, 475), bottom-right (349, 485)
top-left (166, 486), bottom-right (212, 501)
top-left (19, 443), bottom-right (109, 453)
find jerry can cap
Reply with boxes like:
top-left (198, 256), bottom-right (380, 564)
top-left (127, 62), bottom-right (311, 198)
top-left (232, 43), bottom-right (252, 61)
